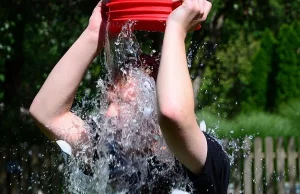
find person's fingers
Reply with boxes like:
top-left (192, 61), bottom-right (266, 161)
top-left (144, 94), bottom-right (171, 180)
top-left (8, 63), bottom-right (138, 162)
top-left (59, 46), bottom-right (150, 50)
top-left (93, 0), bottom-right (108, 20)
top-left (184, 0), bottom-right (193, 8)
top-left (200, 0), bottom-right (205, 17)
top-left (192, 0), bottom-right (200, 12)
top-left (202, 0), bottom-right (212, 20)
top-left (189, 0), bottom-right (208, 25)
top-left (93, 0), bottom-right (108, 12)
top-left (101, 0), bottom-right (110, 4)
top-left (190, 0), bottom-right (203, 22)
top-left (94, 1), bottom-right (103, 10)
top-left (194, 0), bottom-right (211, 22)
top-left (92, 1), bottom-right (101, 17)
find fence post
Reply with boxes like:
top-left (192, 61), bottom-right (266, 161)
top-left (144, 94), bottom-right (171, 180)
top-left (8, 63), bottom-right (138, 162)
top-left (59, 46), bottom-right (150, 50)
top-left (226, 138), bottom-right (243, 194)
top-left (243, 138), bottom-right (252, 194)
top-left (234, 139), bottom-right (242, 194)
top-left (276, 137), bottom-right (285, 194)
top-left (265, 137), bottom-right (274, 194)
top-left (254, 137), bottom-right (263, 194)
top-left (288, 137), bottom-right (297, 194)
top-left (299, 137), bottom-right (300, 183)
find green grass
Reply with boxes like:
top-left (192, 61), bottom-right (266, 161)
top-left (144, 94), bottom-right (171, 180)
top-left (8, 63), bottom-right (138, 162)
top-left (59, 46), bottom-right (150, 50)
top-left (196, 110), bottom-right (299, 138)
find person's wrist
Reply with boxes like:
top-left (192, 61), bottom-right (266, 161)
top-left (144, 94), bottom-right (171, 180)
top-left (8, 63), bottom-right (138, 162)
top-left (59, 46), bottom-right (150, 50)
top-left (83, 28), bottom-right (104, 53)
top-left (165, 20), bottom-right (187, 39)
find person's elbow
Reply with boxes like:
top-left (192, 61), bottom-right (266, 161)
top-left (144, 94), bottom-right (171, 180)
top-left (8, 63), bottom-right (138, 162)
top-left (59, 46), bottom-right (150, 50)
top-left (158, 102), bottom-right (189, 126)
top-left (29, 97), bottom-right (47, 125)
top-left (29, 98), bottom-right (58, 141)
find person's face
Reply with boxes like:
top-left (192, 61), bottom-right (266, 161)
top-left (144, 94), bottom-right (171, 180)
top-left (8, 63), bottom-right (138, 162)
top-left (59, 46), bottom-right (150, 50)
top-left (106, 77), bottom-right (138, 118)
top-left (105, 70), bottom-right (162, 154)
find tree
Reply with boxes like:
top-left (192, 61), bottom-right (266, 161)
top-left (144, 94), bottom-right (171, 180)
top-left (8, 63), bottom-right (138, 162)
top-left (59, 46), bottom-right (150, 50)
top-left (245, 29), bottom-right (276, 111)
top-left (276, 24), bottom-right (300, 105)
top-left (0, 0), bottom-right (100, 145)
top-left (197, 32), bottom-right (257, 117)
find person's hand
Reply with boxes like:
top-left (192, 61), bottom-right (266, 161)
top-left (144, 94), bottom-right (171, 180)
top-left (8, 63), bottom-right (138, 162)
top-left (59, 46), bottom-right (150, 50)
top-left (167, 0), bottom-right (212, 34)
top-left (86, 1), bottom-right (108, 49)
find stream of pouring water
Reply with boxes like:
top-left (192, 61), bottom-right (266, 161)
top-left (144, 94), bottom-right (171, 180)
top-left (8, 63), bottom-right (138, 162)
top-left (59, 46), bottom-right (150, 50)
top-left (63, 23), bottom-right (192, 194)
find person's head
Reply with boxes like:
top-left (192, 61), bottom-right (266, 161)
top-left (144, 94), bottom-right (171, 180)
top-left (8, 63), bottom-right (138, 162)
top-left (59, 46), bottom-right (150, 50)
top-left (106, 53), bottom-right (160, 118)
top-left (105, 53), bottom-right (163, 157)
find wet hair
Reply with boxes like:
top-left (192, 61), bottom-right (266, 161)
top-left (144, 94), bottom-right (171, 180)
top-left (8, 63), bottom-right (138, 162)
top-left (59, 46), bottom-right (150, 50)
top-left (139, 53), bottom-right (160, 81)
top-left (111, 53), bottom-right (160, 85)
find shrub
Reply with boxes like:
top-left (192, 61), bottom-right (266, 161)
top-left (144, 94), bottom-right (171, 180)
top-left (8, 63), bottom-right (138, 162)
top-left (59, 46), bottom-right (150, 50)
top-left (278, 99), bottom-right (300, 129)
top-left (276, 24), bottom-right (300, 105)
top-left (196, 110), bottom-right (298, 138)
top-left (244, 29), bottom-right (276, 111)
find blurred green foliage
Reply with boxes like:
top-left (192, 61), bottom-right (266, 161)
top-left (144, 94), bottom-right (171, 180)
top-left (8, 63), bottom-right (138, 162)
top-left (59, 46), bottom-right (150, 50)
top-left (246, 29), bottom-right (276, 111)
top-left (276, 24), bottom-right (300, 105)
top-left (197, 100), bottom-right (300, 138)
top-left (0, 0), bottom-right (299, 145)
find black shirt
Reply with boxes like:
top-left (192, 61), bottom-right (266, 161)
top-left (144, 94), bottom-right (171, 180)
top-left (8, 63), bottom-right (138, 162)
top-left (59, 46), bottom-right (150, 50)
top-left (139, 132), bottom-right (230, 194)
top-left (186, 132), bottom-right (230, 194)
top-left (82, 117), bottom-right (230, 193)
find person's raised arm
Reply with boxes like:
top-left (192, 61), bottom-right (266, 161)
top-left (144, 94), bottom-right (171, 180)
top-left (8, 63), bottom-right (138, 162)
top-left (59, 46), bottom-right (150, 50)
top-left (29, 1), bottom-right (107, 149)
top-left (156, 0), bottom-right (212, 174)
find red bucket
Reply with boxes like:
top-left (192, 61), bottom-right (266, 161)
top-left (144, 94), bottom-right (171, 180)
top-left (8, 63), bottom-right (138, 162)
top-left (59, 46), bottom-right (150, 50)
top-left (106, 0), bottom-right (200, 32)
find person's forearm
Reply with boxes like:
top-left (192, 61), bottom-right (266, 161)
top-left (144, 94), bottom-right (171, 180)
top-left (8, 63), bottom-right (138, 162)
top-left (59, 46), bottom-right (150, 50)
top-left (156, 0), bottom-right (212, 174)
top-left (157, 23), bottom-right (195, 123)
top-left (30, 29), bottom-right (101, 126)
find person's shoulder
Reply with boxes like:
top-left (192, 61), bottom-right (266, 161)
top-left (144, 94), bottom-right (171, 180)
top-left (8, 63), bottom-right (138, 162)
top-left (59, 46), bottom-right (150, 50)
top-left (187, 132), bottom-right (230, 194)
top-left (203, 132), bottom-right (225, 152)
top-left (203, 132), bottom-right (230, 170)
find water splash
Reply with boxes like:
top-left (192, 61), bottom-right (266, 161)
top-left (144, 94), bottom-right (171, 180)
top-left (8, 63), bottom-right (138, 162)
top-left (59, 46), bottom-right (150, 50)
top-left (64, 22), bottom-right (191, 193)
